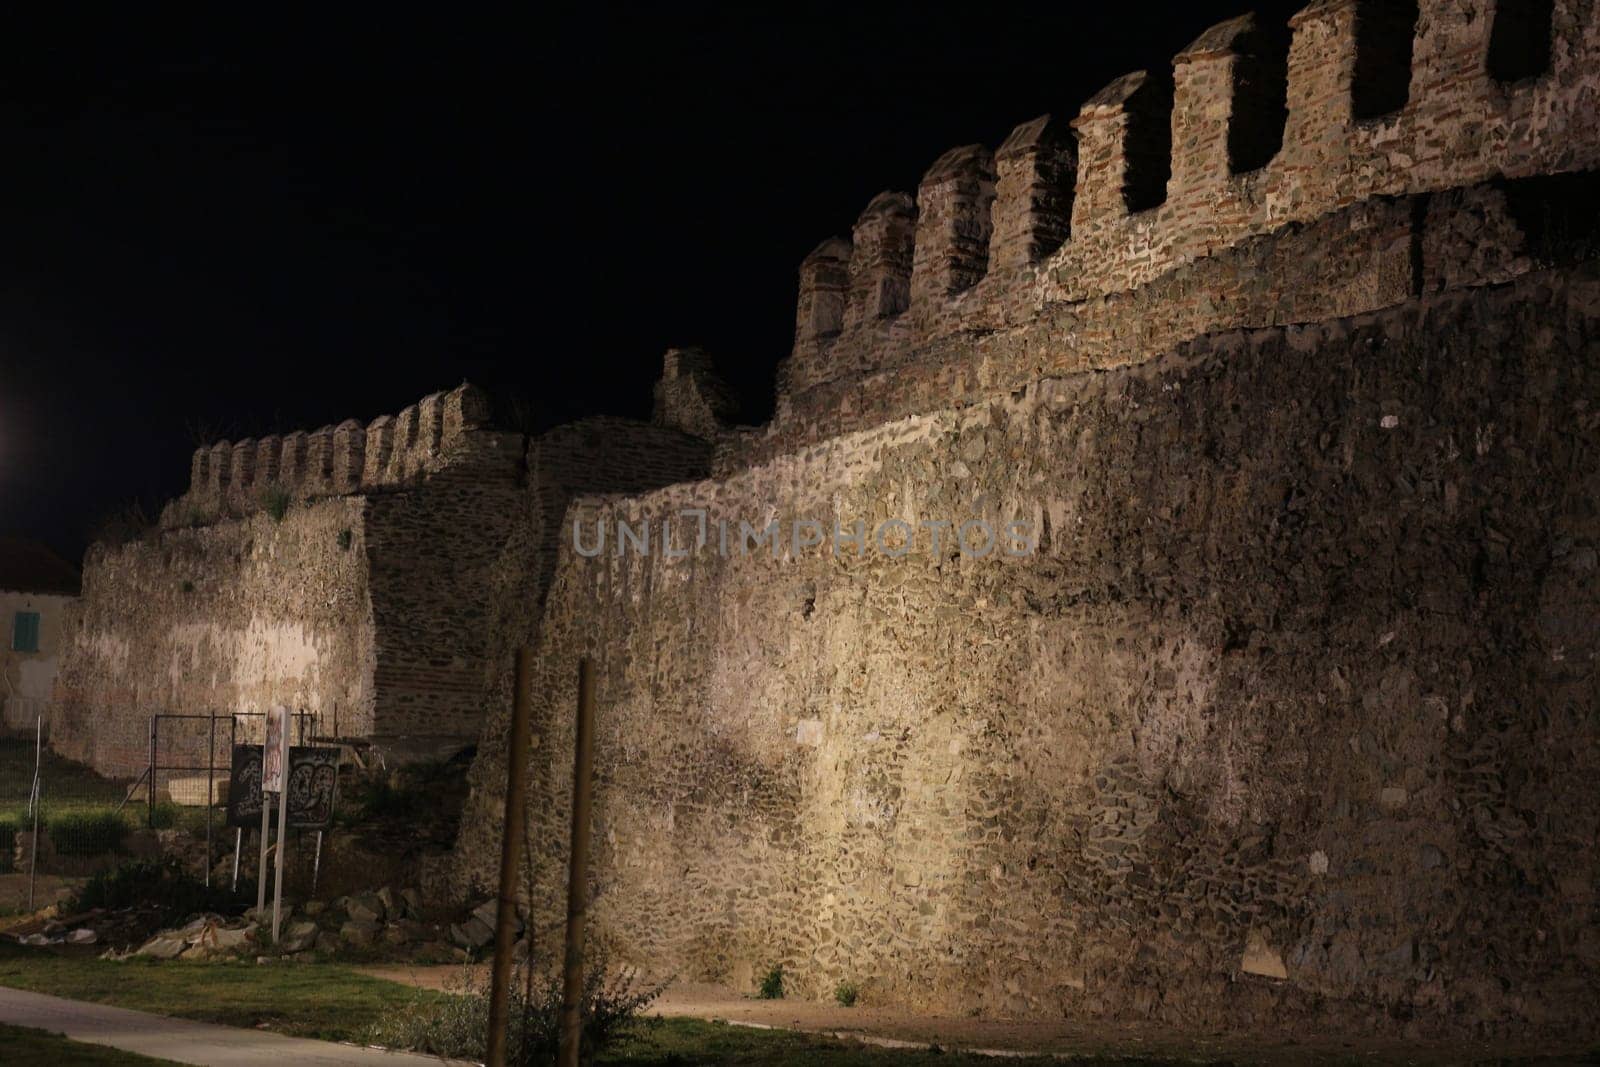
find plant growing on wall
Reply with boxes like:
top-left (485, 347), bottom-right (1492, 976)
top-left (757, 964), bottom-right (784, 1000)
top-left (260, 484), bottom-right (292, 522)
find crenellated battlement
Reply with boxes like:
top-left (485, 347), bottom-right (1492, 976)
top-left (164, 382), bottom-right (499, 526)
top-left (777, 0), bottom-right (1600, 416)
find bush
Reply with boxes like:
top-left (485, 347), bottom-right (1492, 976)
top-left (91, 500), bottom-right (156, 547)
top-left (48, 810), bottom-right (129, 856)
top-left (834, 981), bottom-right (858, 1007)
top-left (0, 818), bottom-right (15, 873)
top-left (148, 801), bottom-right (180, 829)
top-left (361, 771), bottom-right (421, 819)
top-left (260, 484), bottom-right (292, 522)
top-left (758, 964), bottom-right (784, 1000)
top-left (368, 946), bottom-right (662, 1065)
top-left (73, 859), bottom-right (249, 922)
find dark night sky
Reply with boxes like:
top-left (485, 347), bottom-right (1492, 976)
top-left (1, 1), bottom-right (1305, 560)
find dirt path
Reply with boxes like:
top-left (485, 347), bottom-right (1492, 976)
top-left (355, 964), bottom-right (1591, 1064)
top-left (0, 985), bottom-right (470, 1067)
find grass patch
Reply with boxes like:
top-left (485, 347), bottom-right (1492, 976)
top-left (0, 739), bottom-right (128, 810)
top-left (599, 1017), bottom-right (1072, 1065)
top-left (0, 947), bottom-right (1247, 1065)
top-left (0, 941), bottom-right (440, 1042)
top-left (834, 981), bottom-right (858, 1007)
top-left (0, 1023), bottom-right (179, 1066)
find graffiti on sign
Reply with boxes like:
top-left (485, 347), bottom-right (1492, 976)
top-left (286, 747), bottom-right (339, 827)
top-left (226, 745), bottom-right (340, 829)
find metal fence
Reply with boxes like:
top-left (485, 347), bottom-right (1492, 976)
top-left (0, 705), bottom-right (325, 909)
top-left (0, 712), bottom-right (137, 909)
top-left (146, 710), bottom-right (317, 882)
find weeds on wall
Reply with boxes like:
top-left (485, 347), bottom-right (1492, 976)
top-left (337, 528), bottom-right (354, 550)
top-left (834, 981), bottom-right (858, 1007)
top-left (758, 964), bottom-right (785, 1000)
top-left (260, 484), bottom-right (293, 522)
top-left (91, 499), bottom-right (157, 547)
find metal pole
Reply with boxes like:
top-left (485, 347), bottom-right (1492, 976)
top-left (27, 778), bottom-right (40, 910)
top-left (205, 713), bottom-right (216, 888)
top-left (29, 715), bottom-right (41, 819)
top-left (556, 657), bottom-right (597, 1067)
top-left (487, 648), bottom-right (536, 1067)
top-left (232, 827), bottom-right (243, 892)
top-left (311, 830), bottom-right (324, 897)
top-left (256, 795), bottom-right (271, 914)
top-left (271, 718), bottom-right (289, 943)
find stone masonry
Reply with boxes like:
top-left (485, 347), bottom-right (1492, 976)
top-left (50, 384), bottom-right (713, 773)
top-left (445, 0), bottom-right (1600, 1041)
top-left (50, 0), bottom-right (1600, 1040)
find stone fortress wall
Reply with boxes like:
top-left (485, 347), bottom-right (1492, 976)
top-left (448, 0), bottom-right (1600, 1039)
top-left (51, 385), bottom-right (526, 773)
top-left (745, 0), bottom-right (1600, 463)
top-left (51, 379), bottom-right (716, 777)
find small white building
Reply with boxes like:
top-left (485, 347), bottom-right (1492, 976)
top-left (0, 539), bottom-right (80, 733)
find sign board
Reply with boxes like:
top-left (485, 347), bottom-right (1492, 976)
top-left (262, 705), bottom-right (290, 794)
top-left (226, 744), bottom-right (340, 829)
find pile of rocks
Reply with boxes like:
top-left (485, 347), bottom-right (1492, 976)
top-left (129, 914), bottom-right (255, 960)
top-left (246, 887), bottom-right (519, 960)
top-left (12, 886), bottom-right (527, 965)
top-left (272, 886), bottom-right (440, 956)
top-left (7, 904), bottom-right (144, 949)
top-left (265, 891), bottom-right (527, 960)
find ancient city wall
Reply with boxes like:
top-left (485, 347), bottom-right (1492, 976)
top-left (53, 384), bottom-right (528, 774)
top-left (51, 495), bottom-right (374, 776)
top-left (448, 0), bottom-right (1600, 1034)
top-left (757, 0), bottom-right (1600, 463)
top-left (455, 260), bottom-right (1600, 1035)
top-left (161, 383), bottom-right (501, 527)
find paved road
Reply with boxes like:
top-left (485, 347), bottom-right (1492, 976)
top-left (0, 986), bottom-right (472, 1066)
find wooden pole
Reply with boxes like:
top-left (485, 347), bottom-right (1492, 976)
top-left (556, 657), bottom-right (597, 1067)
top-left (487, 647), bottom-right (537, 1067)
top-left (147, 716), bottom-right (157, 828)
top-left (205, 713), bottom-right (215, 888)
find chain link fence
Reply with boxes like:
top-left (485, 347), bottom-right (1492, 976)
top-left (1, 707), bottom-right (136, 910)
top-left (0, 703), bottom-right (326, 911)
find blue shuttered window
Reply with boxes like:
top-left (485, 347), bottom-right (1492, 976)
top-left (11, 612), bottom-right (40, 653)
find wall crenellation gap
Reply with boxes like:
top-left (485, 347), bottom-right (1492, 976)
top-left (774, 0), bottom-right (1594, 412)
